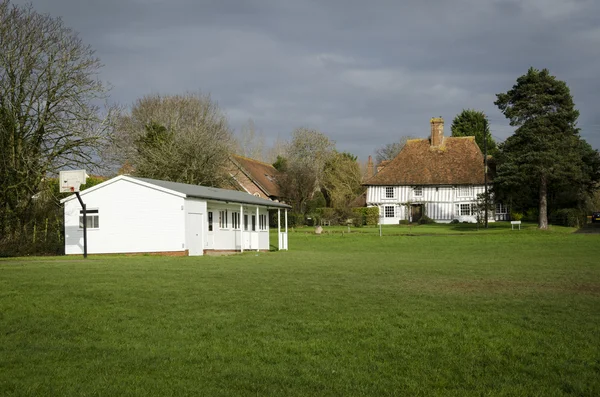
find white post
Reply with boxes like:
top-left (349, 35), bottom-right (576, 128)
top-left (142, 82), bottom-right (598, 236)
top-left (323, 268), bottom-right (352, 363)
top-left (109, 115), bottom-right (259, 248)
top-left (240, 205), bottom-right (244, 253)
top-left (256, 206), bottom-right (259, 252)
top-left (284, 209), bottom-right (288, 251)
top-left (277, 209), bottom-right (281, 250)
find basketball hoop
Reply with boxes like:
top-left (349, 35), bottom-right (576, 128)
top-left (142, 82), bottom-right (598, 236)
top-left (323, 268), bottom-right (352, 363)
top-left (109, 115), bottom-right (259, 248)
top-left (59, 170), bottom-right (88, 193)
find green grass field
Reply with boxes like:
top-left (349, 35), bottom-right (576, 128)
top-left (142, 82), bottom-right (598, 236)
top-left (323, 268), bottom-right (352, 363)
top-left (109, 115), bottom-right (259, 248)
top-left (1, 224), bottom-right (599, 396)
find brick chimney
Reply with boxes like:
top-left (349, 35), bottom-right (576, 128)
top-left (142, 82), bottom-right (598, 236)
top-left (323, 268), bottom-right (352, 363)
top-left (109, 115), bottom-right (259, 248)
top-left (430, 117), bottom-right (444, 147)
top-left (367, 155), bottom-right (374, 177)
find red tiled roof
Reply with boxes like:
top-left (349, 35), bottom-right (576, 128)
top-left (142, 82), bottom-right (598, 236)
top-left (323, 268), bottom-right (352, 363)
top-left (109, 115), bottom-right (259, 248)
top-left (364, 137), bottom-right (485, 186)
top-left (231, 155), bottom-right (281, 197)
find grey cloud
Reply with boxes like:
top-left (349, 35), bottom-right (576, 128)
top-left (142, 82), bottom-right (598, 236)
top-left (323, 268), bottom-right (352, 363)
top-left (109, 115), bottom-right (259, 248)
top-left (11, 0), bottom-right (600, 159)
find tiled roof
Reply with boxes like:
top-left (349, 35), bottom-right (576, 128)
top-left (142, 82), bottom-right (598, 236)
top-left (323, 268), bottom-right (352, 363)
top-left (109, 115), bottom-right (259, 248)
top-left (231, 155), bottom-right (281, 197)
top-left (365, 137), bottom-right (485, 186)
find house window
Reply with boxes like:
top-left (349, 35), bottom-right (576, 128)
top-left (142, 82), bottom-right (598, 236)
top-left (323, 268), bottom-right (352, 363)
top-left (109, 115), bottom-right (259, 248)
top-left (252, 215), bottom-right (256, 231)
top-left (79, 209), bottom-right (99, 229)
top-left (496, 203), bottom-right (508, 214)
top-left (259, 214), bottom-right (268, 231)
top-left (457, 186), bottom-right (472, 197)
top-left (232, 212), bottom-right (240, 229)
top-left (244, 214), bottom-right (249, 231)
top-left (459, 204), bottom-right (472, 216)
top-left (414, 187), bottom-right (423, 197)
top-left (384, 205), bottom-right (395, 218)
top-left (208, 212), bottom-right (213, 232)
top-left (219, 210), bottom-right (228, 229)
top-left (385, 187), bottom-right (394, 199)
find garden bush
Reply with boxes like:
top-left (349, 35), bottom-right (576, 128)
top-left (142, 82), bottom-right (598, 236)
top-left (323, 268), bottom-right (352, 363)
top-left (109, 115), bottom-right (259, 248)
top-left (551, 208), bottom-right (583, 227)
top-left (511, 211), bottom-right (523, 221)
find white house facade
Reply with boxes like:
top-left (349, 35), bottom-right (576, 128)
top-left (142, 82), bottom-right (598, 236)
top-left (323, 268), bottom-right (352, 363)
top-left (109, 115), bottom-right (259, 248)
top-left (61, 175), bottom-right (290, 256)
top-left (365, 118), bottom-right (505, 224)
top-left (366, 184), bottom-right (489, 224)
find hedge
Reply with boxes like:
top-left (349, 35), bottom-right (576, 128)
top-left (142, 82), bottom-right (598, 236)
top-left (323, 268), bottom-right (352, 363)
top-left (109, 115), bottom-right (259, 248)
top-left (351, 207), bottom-right (379, 226)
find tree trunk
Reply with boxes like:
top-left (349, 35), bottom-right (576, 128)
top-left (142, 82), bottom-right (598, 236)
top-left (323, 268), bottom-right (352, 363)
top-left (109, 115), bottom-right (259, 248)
top-left (538, 174), bottom-right (548, 229)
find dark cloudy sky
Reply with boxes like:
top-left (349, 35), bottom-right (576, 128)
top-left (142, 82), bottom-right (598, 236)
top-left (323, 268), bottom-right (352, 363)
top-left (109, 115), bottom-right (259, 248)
top-left (15, 0), bottom-right (600, 161)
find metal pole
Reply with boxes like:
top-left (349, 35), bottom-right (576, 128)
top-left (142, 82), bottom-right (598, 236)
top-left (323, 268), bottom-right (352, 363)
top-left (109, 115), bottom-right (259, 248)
top-left (75, 192), bottom-right (87, 258)
top-left (483, 118), bottom-right (488, 229)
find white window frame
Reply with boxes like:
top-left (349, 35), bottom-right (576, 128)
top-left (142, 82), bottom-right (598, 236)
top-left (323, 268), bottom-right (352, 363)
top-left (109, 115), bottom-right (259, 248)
top-left (219, 210), bottom-right (228, 229)
top-left (413, 186), bottom-right (423, 197)
top-left (457, 186), bottom-right (472, 198)
top-left (385, 187), bottom-right (395, 199)
top-left (232, 212), bottom-right (240, 230)
top-left (259, 214), bottom-right (268, 231)
top-left (79, 209), bottom-right (99, 229)
top-left (496, 203), bottom-right (508, 214)
top-left (459, 203), bottom-right (472, 216)
top-left (384, 205), bottom-right (395, 218)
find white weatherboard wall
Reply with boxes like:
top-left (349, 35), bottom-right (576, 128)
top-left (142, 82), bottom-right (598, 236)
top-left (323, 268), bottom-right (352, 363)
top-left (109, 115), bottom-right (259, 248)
top-left (64, 178), bottom-right (186, 255)
top-left (367, 185), bottom-right (490, 224)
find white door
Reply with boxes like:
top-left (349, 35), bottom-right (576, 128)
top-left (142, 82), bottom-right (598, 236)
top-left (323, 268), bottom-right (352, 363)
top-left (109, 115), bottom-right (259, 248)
top-left (188, 213), bottom-right (204, 256)
top-left (206, 211), bottom-right (214, 249)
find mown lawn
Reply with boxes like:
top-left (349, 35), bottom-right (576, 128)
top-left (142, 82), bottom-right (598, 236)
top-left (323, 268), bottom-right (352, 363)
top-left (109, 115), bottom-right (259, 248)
top-left (1, 225), bottom-right (599, 396)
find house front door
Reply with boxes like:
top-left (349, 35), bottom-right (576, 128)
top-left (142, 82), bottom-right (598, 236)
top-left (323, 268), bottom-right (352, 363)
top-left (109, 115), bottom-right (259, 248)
top-left (411, 205), bottom-right (423, 223)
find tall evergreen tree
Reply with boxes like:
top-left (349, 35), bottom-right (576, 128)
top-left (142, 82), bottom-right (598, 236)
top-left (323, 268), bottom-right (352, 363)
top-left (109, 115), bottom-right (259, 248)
top-left (495, 67), bottom-right (599, 229)
top-left (450, 109), bottom-right (497, 155)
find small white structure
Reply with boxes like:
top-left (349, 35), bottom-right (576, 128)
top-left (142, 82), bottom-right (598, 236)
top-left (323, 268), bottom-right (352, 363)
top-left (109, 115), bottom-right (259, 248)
top-left (61, 175), bottom-right (291, 256)
top-left (365, 118), bottom-right (501, 224)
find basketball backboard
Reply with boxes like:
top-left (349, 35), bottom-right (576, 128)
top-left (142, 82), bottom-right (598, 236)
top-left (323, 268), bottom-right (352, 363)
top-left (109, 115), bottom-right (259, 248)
top-left (59, 170), bottom-right (88, 193)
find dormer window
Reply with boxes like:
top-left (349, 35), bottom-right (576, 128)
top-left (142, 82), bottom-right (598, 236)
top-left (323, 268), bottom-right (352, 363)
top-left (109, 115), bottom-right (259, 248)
top-left (413, 187), bottom-right (423, 197)
top-left (385, 187), bottom-right (394, 199)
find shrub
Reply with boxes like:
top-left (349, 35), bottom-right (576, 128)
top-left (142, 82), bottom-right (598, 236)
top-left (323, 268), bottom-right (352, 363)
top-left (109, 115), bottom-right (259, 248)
top-left (450, 219), bottom-right (459, 224)
top-left (399, 220), bottom-right (409, 225)
top-left (287, 213), bottom-right (305, 227)
top-left (511, 211), bottom-right (523, 221)
top-left (351, 208), bottom-right (366, 227)
top-left (524, 208), bottom-right (538, 222)
top-left (334, 207), bottom-right (353, 225)
top-left (320, 208), bottom-right (335, 223)
top-left (364, 207), bottom-right (379, 225)
top-left (551, 208), bottom-right (583, 227)
top-left (418, 215), bottom-right (435, 225)
top-left (350, 207), bottom-right (380, 226)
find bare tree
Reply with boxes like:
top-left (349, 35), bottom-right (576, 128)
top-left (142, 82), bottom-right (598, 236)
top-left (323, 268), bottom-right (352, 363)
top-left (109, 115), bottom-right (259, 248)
top-left (279, 127), bottom-right (335, 212)
top-left (266, 133), bottom-right (287, 164)
top-left (0, 0), bottom-right (113, 238)
top-left (111, 92), bottom-right (234, 187)
top-left (374, 136), bottom-right (415, 164)
top-left (233, 118), bottom-right (266, 161)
